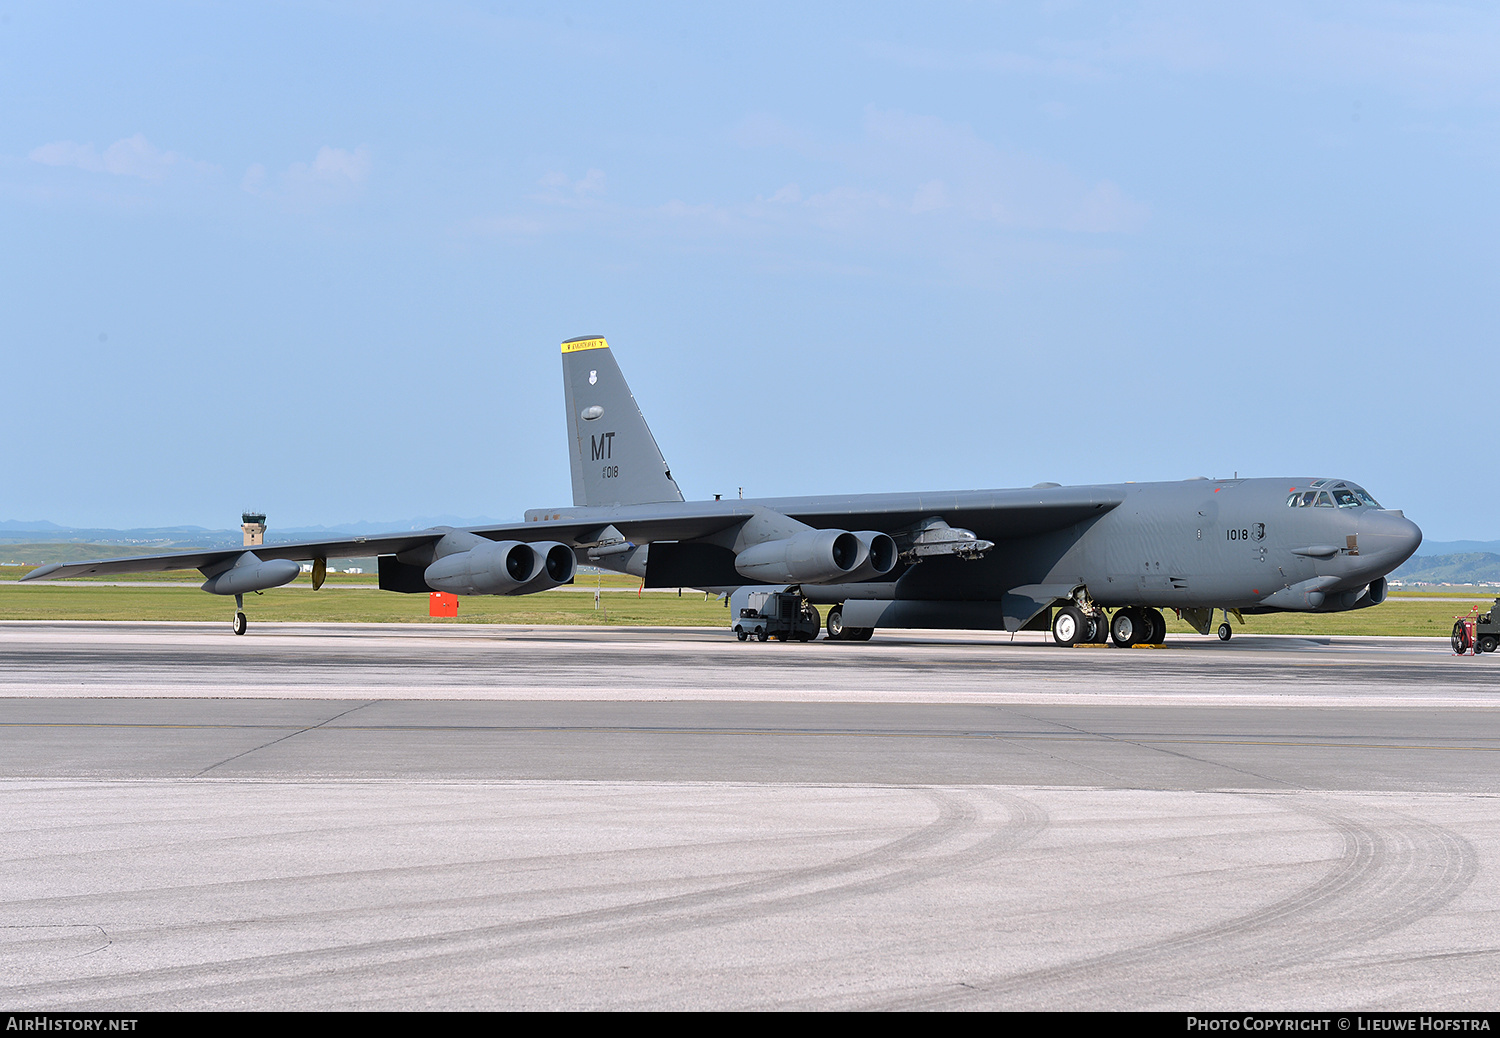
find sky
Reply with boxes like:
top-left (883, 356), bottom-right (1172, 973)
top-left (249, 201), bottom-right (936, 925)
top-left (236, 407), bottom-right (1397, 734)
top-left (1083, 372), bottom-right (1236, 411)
top-left (2, 2), bottom-right (1496, 541)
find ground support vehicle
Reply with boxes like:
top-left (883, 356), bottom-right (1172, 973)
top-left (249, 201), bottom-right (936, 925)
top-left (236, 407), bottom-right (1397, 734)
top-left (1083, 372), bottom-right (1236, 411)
top-left (733, 589), bottom-right (821, 642)
top-left (1453, 598), bottom-right (1500, 655)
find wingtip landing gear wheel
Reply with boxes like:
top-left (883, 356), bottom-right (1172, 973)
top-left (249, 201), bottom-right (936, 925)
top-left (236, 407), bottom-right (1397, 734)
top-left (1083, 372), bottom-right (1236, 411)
top-left (1217, 622), bottom-right (1232, 642)
top-left (1052, 605), bottom-right (1084, 647)
top-left (232, 611), bottom-right (248, 636)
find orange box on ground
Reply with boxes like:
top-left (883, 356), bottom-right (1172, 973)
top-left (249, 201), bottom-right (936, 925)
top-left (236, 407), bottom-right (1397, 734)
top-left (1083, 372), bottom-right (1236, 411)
top-left (429, 592), bottom-right (458, 617)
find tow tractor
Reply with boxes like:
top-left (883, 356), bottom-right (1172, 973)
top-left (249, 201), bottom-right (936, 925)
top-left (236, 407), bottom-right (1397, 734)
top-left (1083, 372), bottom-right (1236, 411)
top-left (731, 587), bottom-right (821, 642)
top-left (1452, 598), bottom-right (1500, 655)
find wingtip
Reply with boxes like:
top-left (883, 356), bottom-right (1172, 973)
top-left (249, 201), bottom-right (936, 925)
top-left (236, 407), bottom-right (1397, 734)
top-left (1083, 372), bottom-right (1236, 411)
top-left (20, 562), bottom-right (62, 582)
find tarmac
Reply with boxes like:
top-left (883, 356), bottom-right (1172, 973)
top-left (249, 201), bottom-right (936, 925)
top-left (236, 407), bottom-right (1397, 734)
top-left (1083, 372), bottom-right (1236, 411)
top-left (0, 621), bottom-right (1496, 1010)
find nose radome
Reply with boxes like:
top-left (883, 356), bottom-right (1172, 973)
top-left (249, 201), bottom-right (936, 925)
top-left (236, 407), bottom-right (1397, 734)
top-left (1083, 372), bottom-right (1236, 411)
top-left (1358, 510), bottom-right (1423, 568)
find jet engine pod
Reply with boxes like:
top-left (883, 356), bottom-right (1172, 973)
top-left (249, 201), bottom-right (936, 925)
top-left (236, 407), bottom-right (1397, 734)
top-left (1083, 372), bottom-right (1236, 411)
top-left (838, 531), bottom-right (899, 583)
top-left (734, 529), bottom-right (862, 584)
top-left (200, 554), bottom-right (302, 596)
top-left (423, 539), bottom-right (543, 595)
top-left (510, 541), bottom-right (578, 594)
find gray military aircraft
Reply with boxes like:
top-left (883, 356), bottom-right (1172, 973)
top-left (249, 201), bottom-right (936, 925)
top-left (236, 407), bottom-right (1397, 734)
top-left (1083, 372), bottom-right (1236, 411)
top-left (25, 335), bottom-right (1422, 645)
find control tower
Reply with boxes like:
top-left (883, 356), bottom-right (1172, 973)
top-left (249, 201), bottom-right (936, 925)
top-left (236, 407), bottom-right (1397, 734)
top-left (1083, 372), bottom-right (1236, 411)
top-left (241, 512), bottom-right (267, 547)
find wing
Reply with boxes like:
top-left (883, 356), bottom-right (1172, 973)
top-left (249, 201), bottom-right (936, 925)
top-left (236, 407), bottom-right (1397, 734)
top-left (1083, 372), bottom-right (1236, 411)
top-left (21, 487), bottom-right (1122, 587)
top-left (20, 530), bottom-right (448, 582)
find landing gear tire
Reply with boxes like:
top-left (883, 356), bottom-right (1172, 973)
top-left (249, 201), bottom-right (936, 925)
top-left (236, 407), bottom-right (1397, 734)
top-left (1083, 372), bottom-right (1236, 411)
top-left (1111, 609), bottom-right (1140, 647)
top-left (1145, 608), bottom-right (1167, 645)
top-left (1052, 605), bottom-right (1085, 647)
top-left (232, 611), bottom-right (248, 636)
top-left (1084, 613), bottom-right (1106, 643)
top-left (1218, 622), bottom-right (1232, 642)
top-left (827, 606), bottom-right (845, 641)
top-left (1479, 635), bottom-right (1498, 654)
top-left (852, 628), bottom-right (874, 641)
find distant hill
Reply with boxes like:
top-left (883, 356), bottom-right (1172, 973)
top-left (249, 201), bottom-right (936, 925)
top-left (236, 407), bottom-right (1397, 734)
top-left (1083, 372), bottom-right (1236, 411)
top-left (1391, 552), bottom-right (1500, 586)
top-left (1418, 540), bottom-right (1500, 556)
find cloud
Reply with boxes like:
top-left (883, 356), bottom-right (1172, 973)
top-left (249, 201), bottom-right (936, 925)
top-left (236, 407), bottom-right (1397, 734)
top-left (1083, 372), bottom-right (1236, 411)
top-left (911, 180), bottom-right (950, 214)
top-left (288, 145), bottom-right (372, 189)
top-left (242, 145), bottom-right (371, 204)
top-left (467, 109), bottom-right (1146, 271)
top-left (806, 107), bottom-right (1150, 234)
top-left (28, 134), bottom-right (217, 181)
top-left (531, 168), bottom-right (608, 206)
top-left (862, 40), bottom-right (1104, 81)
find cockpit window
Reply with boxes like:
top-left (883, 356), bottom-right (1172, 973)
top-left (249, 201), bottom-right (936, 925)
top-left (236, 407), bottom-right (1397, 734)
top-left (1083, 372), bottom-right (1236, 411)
top-left (1291, 480), bottom-right (1384, 509)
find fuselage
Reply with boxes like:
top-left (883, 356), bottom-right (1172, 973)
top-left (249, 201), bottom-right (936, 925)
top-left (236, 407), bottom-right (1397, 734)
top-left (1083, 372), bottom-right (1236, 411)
top-left (1016, 476), bottom-right (1420, 612)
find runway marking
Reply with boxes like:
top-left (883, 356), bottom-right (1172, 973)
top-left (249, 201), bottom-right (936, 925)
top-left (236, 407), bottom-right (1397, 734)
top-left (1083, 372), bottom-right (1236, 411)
top-left (3, 722), bottom-right (1496, 753)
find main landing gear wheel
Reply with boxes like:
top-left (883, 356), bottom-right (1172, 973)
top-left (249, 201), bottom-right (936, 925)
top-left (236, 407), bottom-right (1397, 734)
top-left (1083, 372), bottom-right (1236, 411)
top-left (1052, 605), bottom-right (1085, 647)
top-left (1218, 622), bottom-right (1232, 642)
top-left (1145, 608), bottom-right (1167, 645)
top-left (1084, 613), bottom-right (1106, 643)
top-left (1110, 609), bottom-right (1140, 647)
top-left (827, 606), bottom-right (845, 641)
top-left (232, 611), bottom-right (248, 636)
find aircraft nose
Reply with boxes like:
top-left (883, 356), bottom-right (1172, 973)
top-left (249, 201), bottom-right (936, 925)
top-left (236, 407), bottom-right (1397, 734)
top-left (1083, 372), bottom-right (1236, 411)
top-left (1357, 510), bottom-right (1423, 569)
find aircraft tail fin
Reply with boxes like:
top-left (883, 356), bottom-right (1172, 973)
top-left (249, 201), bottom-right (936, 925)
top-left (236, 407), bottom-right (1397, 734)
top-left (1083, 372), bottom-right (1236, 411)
top-left (561, 336), bottom-right (684, 508)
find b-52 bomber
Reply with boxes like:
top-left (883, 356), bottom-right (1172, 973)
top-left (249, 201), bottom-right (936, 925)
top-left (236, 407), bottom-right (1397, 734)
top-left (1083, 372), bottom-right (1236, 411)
top-left (26, 336), bottom-right (1423, 645)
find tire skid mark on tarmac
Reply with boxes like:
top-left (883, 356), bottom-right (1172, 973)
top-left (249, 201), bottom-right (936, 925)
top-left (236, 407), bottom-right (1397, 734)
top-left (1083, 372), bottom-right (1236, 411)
top-left (0, 788), bottom-right (1048, 1008)
top-left (1000, 706), bottom-right (1304, 792)
top-left (868, 793), bottom-right (1478, 1010)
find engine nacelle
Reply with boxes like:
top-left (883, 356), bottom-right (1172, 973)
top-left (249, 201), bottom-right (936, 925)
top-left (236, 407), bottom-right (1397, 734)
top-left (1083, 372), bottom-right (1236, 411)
top-left (200, 554), bottom-right (301, 596)
top-left (734, 529), bottom-right (862, 584)
top-left (839, 531), bottom-right (899, 583)
top-left (424, 540), bottom-right (544, 596)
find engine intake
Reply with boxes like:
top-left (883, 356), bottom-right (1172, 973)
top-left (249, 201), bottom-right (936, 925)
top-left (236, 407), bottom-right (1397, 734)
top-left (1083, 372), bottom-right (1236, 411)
top-left (515, 541), bottom-right (578, 593)
top-left (839, 531), bottom-right (899, 583)
top-left (423, 539), bottom-right (578, 596)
